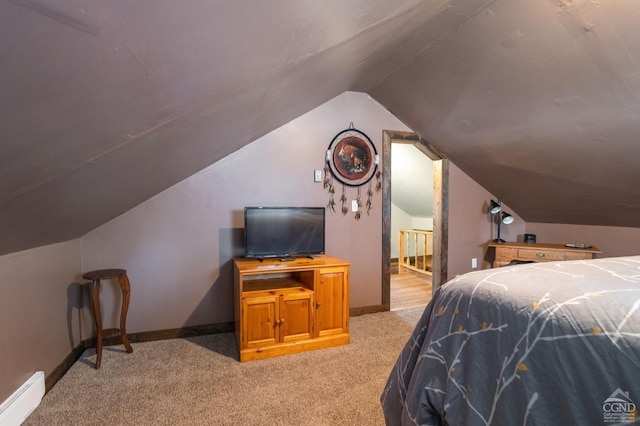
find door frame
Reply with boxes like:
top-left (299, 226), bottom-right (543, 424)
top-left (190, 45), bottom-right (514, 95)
top-left (381, 130), bottom-right (449, 309)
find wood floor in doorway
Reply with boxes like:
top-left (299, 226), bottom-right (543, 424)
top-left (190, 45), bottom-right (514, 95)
top-left (390, 270), bottom-right (432, 311)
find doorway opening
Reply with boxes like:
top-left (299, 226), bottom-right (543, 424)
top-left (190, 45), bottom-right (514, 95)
top-left (381, 130), bottom-right (448, 311)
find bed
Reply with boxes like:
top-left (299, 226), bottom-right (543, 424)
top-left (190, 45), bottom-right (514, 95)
top-left (381, 256), bottom-right (640, 425)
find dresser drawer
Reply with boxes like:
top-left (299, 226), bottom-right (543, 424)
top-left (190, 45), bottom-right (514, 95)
top-left (564, 251), bottom-right (594, 261)
top-left (495, 247), bottom-right (517, 262)
top-left (517, 249), bottom-right (564, 261)
top-left (490, 242), bottom-right (601, 268)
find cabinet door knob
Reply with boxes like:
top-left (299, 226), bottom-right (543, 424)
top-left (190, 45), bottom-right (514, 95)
top-left (536, 253), bottom-right (545, 258)
top-left (280, 318), bottom-right (285, 324)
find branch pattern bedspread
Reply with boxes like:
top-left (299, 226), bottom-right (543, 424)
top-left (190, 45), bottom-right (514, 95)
top-left (381, 256), bottom-right (640, 425)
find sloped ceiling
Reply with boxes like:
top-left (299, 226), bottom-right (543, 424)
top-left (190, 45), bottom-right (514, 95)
top-left (2, 0), bottom-right (640, 256)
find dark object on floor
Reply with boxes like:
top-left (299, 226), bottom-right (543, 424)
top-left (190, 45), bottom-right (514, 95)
top-left (508, 260), bottom-right (535, 266)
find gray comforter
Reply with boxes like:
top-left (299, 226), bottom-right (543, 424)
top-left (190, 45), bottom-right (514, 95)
top-left (381, 256), bottom-right (640, 425)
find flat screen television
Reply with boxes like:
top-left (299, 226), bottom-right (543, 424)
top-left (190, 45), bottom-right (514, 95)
top-left (244, 206), bottom-right (325, 260)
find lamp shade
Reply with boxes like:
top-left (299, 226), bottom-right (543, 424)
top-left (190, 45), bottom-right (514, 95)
top-left (501, 212), bottom-right (514, 225)
top-left (489, 199), bottom-right (502, 214)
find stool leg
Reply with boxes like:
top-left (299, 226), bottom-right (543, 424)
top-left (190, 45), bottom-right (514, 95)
top-left (91, 280), bottom-right (103, 370)
top-left (117, 274), bottom-right (133, 354)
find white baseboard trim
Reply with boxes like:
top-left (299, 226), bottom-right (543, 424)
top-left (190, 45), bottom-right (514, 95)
top-left (0, 371), bottom-right (45, 426)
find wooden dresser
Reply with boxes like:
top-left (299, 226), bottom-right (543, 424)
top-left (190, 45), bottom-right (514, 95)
top-left (488, 242), bottom-right (601, 268)
top-left (233, 255), bottom-right (350, 362)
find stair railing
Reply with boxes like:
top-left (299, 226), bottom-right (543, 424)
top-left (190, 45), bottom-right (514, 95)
top-left (398, 229), bottom-right (433, 275)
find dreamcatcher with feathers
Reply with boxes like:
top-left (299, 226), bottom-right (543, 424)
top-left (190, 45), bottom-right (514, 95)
top-left (323, 123), bottom-right (382, 220)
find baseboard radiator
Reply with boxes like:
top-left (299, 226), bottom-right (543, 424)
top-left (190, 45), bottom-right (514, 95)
top-left (0, 371), bottom-right (45, 425)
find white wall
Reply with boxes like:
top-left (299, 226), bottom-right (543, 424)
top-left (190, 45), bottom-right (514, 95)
top-left (412, 217), bottom-right (433, 230)
top-left (390, 141), bottom-right (434, 259)
top-left (81, 92), bottom-right (411, 333)
top-left (390, 203), bottom-right (412, 258)
top-left (390, 204), bottom-right (433, 259)
top-left (391, 143), bottom-right (433, 217)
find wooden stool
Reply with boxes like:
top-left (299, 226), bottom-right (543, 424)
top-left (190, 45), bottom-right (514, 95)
top-left (82, 269), bottom-right (134, 369)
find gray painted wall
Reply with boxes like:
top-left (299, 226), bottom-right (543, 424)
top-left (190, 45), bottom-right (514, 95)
top-left (0, 239), bottom-right (90, 404)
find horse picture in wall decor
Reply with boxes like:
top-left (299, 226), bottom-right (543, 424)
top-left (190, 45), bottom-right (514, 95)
top-left (323, 123), bottom-right (381, 219)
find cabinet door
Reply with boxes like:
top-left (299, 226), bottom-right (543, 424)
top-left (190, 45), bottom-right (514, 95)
top-left (279, 292), bottom-right (314, 343)
top-left (316, 267), bottom-right (349, 337)
top-left (242, 295), bottom-right (278, 349)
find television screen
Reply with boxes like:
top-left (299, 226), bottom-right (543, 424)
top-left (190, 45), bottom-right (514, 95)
top-left (244, 207), bottom-right (325, 259)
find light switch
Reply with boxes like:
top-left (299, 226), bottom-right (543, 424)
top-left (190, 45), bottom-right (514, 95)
top-left (314, 170), bottom-right (322, 182)
top-left (351, 200), bottom-right (358, 212)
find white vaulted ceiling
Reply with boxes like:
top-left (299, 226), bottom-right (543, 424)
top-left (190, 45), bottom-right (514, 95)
top-left (2, 0), bottom-right (640, 255)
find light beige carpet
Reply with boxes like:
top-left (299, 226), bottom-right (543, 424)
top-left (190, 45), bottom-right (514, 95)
top-left (25, 307), bottom-right (425, 426)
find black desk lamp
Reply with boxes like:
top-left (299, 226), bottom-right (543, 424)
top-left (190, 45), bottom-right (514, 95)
top-left (490, 198), bottom-right (514, 243)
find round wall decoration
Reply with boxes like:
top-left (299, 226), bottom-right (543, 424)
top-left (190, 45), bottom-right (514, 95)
top-left (326, 126), bottom-right (378, 187)
top-left (323, 123), bottom-right (382, 220)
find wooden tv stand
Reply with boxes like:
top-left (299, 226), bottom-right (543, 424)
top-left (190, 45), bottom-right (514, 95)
top-left (233, 255), bottom-right (350, 362)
